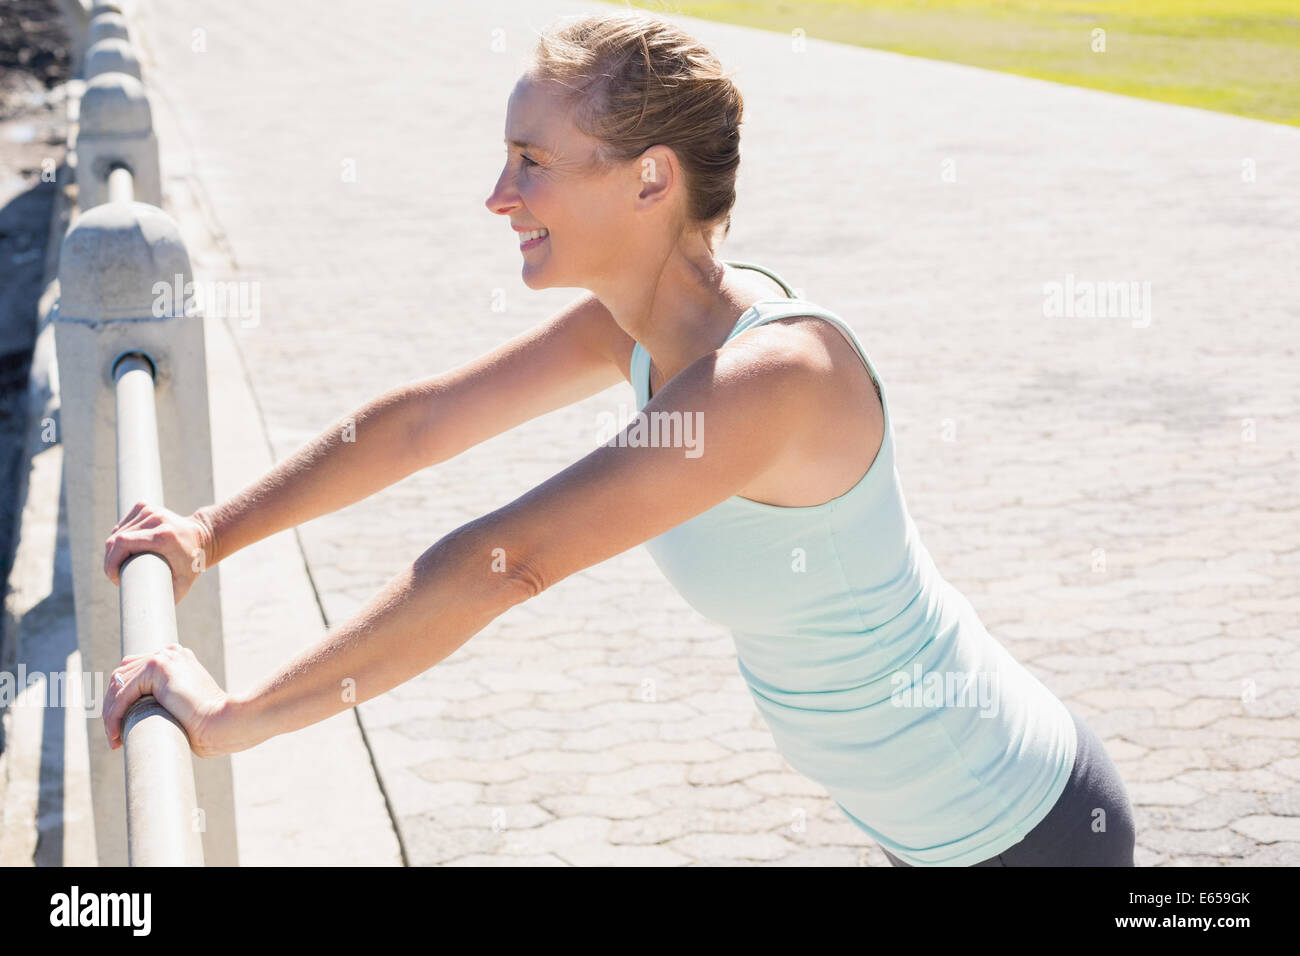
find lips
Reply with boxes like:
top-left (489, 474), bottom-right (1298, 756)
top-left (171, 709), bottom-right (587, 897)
top-left (517, 226), bottom-right (549, 253)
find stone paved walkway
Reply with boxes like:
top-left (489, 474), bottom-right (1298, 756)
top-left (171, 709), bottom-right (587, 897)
top-left (129, 0), bottom-right (1299, 864)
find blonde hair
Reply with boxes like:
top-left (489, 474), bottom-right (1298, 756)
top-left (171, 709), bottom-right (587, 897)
top-left (528, 10), bottom-right (743, 248)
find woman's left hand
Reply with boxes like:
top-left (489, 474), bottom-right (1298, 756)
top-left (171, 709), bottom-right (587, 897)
top-left (103, 644), bottom-right (242, 758)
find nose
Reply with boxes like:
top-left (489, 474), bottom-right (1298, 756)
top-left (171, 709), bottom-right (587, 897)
top-left (484, 163), bottom-right (520, 217)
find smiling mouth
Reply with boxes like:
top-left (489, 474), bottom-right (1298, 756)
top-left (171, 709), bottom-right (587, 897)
top-left (519, 227), bottom-right (549, 249)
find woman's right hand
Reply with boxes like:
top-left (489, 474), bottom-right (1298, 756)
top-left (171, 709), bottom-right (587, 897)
top-left (104, 501), bottom-right (215, 604)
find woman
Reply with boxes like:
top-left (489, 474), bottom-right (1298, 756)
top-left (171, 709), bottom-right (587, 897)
top-left (101, 10), bottom-right (1136, 866)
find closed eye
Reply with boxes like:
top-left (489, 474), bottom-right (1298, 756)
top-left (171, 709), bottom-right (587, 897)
top-left (521, 154), bottom-right (539, 167)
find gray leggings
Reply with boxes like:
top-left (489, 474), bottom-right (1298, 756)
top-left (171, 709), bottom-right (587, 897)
top-left (882, 708), bottom-right (1136, 866)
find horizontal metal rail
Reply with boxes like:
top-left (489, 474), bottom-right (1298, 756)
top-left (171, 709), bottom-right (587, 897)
top-left (112, 351), bottom-right (205, 866)
top-left (107, 163), bottom-right (133, 204)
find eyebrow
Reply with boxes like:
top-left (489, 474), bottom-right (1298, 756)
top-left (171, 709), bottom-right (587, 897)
top-left (506, 138), bottom-right (542, 151)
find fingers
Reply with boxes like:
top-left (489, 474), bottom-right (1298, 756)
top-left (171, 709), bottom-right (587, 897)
top-left (110, 499), bottom-right (146, 531)
top-left (108, 499), bottom-right (152, 535)
top-left (104, 527), bottom-right (166, 586)
top-left (104, 656), bottom-right (160, 750)
top-left (106, 501), bottom-right (151, 585)
top-left (103, 522), bottom-right (181, 586)
top-left (105, 499), bottom-right (165, 547)
top-left (103, 646), bottom-right (203, 751)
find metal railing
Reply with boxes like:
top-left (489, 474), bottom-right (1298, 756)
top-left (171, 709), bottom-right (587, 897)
top-left (106, 163), bottom-right (133, 204)
top-left (113, 352), bottom-right (205, 865)
top-left (52, 0), bottom-right (238, 866)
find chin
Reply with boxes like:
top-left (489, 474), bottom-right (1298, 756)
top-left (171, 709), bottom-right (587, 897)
top-left (522, 256), bottom-right (568, 291)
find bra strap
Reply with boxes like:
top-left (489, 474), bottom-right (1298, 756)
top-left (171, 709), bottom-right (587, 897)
top-left (723, 260), bottom-right (797, 299)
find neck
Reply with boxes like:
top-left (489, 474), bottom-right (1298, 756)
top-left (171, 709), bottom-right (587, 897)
top-left (589, 239), bottom-right (758, 390)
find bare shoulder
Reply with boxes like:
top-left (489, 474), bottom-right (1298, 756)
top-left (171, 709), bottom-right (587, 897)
top-left (725, 312), bottom-right (880, 397)
top-left (707, 310), bottom-right (884, 440)
top-left (721, 312), bottom-right (885, 506)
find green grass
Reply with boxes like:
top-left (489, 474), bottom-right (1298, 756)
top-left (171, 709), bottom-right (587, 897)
top-left (605, 0), bottom-right (1300, 126)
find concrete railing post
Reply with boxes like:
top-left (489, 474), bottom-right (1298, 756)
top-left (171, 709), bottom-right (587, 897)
top-left (84, 37), bottom-right (143, 81)
top-left (53, 200), bottom-right (239, 867)
top-left (57, 1), bottom-right (129, 87)
top-left (75, 72), bottom-right (160, 209)
top-left (87, 11), bottom-right (131, 47)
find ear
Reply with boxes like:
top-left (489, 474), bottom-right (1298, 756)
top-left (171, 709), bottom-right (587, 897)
top-left (634, 144), bottom-right (677, 210)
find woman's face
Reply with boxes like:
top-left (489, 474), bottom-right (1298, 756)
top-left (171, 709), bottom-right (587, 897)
top-left (485, 73), bottom-right (637, 290)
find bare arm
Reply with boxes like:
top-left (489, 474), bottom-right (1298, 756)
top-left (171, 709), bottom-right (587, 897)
top-left (211, 326), bottom-right (825, 752)
top-left (196, 293), bottom-right (627, 567)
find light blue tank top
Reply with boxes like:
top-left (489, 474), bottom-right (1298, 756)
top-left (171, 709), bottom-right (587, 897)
top-left (629, 264), bottom-right (1078, 865)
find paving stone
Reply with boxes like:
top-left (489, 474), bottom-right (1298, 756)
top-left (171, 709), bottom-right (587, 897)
top-left (409, 758), bottom-right (528, 785)
top-left (513, 749), bottom-right (634, 774)
top-left (1129, 780), bottom-right (1205, 807)
top-left (1133, 845), bottom-right (1166, 868)
top-left (1086, 708), bottom-right (1161, 738)
top-left (392, 716), bottom-right (510, 742)
top-left (583, 762), bottom-right (689, 796)
top-left (658, 713), bottom-right (754, 740)
top-left (554, 842), bottom-right (692, 866)
top-left (442, 853), bottom-right (571, 866)
top-left (1103, 739), bottom-right (1148, 762)
top-left (1161, 854), bottom-right (1244, 866)
top-left (1174, 768), bottom-right (1295, 795)
top-left (438, 692), bottom-right (536, 720)
top-left (381, 775), bottom-right (483, 813)
top-left (559, 723), bottom-right (663, 752)
top-left (649, 783), bottom-right (766, 812)
top-left (1216, 717), bottom-right (1300, 739)
top-left (1229, 815), bottom-right (1300, 843)
top-left (1166, 792), bottom-right (1268, 831)
top-left (463, 730), bottom-right (566, 761)
top-left (745, 772), bottom-right (831, 798)
top-left (1236, 842), bottom-right (1300, 866)
top-left (500, 816), bottom-right (612, 855)
top-left (685, 751), bottom-right (790, 786)
top-left (1155, 698), bottom-right (1245, 729)
top-left (665, 832), bottom-right (798, 862)
top-left (479, 774), bottom-right (591, 804)
top-left (607, 739), bottom-right (733, 764)
top-left (1139, 827), bottom-right (1256, 858)
top-left (1075, 688), bottom-right (1186, 711)
top-left (1264, 788), bottom-right (1300, 816)
top-left (398, 815), bottom-right (506, 865)
top-left (605, 810), bottom-right (719, 845)
top-left (533, 685), bottom-right (642, 712)
top-left (424, 802), bottom-right (555, 831)
top-left (761, 846), bottom-right (863, 867)
top-left (537, 794), bottom-right (660, 820)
